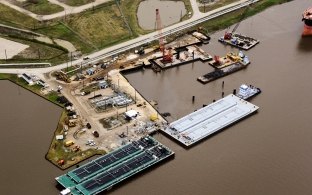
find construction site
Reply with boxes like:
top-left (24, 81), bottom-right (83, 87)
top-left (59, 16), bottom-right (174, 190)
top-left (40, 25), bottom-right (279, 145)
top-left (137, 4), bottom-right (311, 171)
top-left (35, 0), bottom-right (261, 169)
top-left (36, 2), bottom-right (263, 190)
top-left (0, 0), bottom-right (275, 194)
top-left (3, 0), bottom-right (312, 195)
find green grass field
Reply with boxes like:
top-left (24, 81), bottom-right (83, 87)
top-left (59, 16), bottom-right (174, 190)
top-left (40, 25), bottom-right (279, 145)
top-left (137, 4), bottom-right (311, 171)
top-left (0, 4), bottom-right (40, 29)
top-left (64, 2), bottom-right (131, 49)
top-left (15, 0), bottom-right (64, 15)
top-left (61, 0), bottom-right (95, 6)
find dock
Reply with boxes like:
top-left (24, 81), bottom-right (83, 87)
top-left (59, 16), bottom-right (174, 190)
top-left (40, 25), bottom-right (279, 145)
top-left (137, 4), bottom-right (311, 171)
top-left (161, 95), bottom-right (259, 147)
top-left (56, 136), bottom-right (174, 195)
top-left (150, 45), bottom-right (212, 69)
top-left (218, 33), bottom-right (260, 50)
top-left (197, 62), bottom-right (248, 84)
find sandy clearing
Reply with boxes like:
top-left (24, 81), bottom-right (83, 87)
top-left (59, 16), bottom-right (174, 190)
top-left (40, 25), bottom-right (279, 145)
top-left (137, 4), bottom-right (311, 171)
top-left (0, 37), bottom-right (29, 59)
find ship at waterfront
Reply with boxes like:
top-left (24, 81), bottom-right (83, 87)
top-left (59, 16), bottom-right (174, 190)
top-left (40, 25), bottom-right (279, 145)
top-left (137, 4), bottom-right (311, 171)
top-left (302, 7), bottom-right (312, 36)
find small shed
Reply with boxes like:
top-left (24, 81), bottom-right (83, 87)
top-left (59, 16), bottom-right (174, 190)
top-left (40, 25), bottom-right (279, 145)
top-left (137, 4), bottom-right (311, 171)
top-left (20, 73), bottom-right (34, 85)
top-left (125, 110), bottom-right (138, 120)
top-left (56, 135), bottom-right (64, 140)
top-left (86, 68), bottom-right (95, 75)
top-left (98, 80), bottom-right (108, 89)
top-left (37, 79), bottom-right (49, 88)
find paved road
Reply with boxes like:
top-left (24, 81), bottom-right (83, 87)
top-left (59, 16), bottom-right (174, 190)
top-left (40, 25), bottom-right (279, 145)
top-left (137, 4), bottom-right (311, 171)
top-left (0, 0), bottom-right (112, 21)
top-left (190, 0), bottom-right (203, 17)
top-left (0, 0), bottom-right (258, 75)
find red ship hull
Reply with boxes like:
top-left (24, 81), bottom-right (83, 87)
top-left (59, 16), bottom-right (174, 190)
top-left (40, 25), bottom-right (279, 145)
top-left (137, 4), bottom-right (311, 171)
top-left (302, 24), bottom-right (312, 36)
top-left (302, 7), bottom-right (312, 36)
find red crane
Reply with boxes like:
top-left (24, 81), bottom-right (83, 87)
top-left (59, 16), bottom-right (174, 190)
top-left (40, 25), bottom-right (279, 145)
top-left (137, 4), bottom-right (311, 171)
top-left (224, 5), bottom-right (250, 40)
top-left (156, 9), bottom-right (172, 63)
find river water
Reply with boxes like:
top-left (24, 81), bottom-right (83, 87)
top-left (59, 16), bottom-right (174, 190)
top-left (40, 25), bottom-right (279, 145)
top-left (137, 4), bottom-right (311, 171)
top-left (1, 0), bottom-right (312, 194)
top-left (137, 0), bottom-right (187, 30)
top-left (0, 80), bottom-right (63, 194)
top-left (119, 0), bottom-right (312, 194)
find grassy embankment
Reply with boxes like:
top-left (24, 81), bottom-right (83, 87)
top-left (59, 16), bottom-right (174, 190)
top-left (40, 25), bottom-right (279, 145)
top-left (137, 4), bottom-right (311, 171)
top-left (198, 0), bottom-right (240, 13)
top-left (0, 73), bottom-right (60, 104)
top-left (0, 4), bottom-right (69, 64)
top-left (0, 35), bottom-right (68, 64)
top-left (193, 0), bottom-right (294, 35)
top-left (62, 0), bottom-right (95, 6)
top-left (14, 0), bottom-right (64, 15)
top-left (0, 1), bottom-right (132, 64)
top-left (0, 0), bottom-right (293, 65)
top-left (0, 73), bottom-right (105, 169)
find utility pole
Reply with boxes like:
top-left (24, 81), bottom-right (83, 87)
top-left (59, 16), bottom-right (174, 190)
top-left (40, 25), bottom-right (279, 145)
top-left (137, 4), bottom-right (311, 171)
top-left (4, 49), bottom-right (7, 61)
top-left (180, 10), bottom-right (182, 21)
top-left (70, 52), bottom-right (73, 66)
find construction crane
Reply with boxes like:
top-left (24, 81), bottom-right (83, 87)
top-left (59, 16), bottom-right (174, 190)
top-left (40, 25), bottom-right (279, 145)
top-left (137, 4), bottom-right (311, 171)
top-left (156, 9), bottom-right (173, 63)
top-left (224, 5), bottom-right (251, 40)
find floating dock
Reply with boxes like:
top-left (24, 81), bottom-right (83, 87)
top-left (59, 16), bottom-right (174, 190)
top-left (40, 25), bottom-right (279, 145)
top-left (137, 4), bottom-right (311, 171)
top-left (150, 45), bottom-right (212, 69)
top-left (56, 136), bottom-right (174, 195)
top-left (161, 95), bottom-right (259, 147)
top-left (218, 33), bottom-right (259, 50)
top-left (209, 51), bottom-right (249, 69)
top-left (197, 62), bottom-right (248, 84)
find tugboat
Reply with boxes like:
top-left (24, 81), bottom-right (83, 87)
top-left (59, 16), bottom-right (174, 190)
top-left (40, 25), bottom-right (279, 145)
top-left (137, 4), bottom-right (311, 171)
top-left (302, 7), bottom-right (312, 36)
top-left (235, 84), bottom-right (261, 100)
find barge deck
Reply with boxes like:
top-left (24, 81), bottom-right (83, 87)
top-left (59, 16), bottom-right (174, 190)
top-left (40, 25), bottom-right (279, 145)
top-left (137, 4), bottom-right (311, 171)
top-left (56, 136), bottom-right (174, 195)
top-left (218, 33), bottom-right (260, 50)
top-left (197, 62), bottom-right (248, 84)
top-left (150, 45), bottom-right (212, 69)
top-left (161, 95), bottom-right (259, 147)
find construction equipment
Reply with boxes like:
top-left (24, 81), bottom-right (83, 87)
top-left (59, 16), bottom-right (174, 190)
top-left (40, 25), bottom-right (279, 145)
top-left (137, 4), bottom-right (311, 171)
top-left (224, 5), bottom-right (250, 40)
top-left (226, 52), bottom-right (241, 62)
top-left (138, 47), bottom-right (145, 55)
top-left (213, 55), bottom-right (221, 65)
top-left (156, 9), bottom-right (173, 63)
top-left (55, 71), bottom-right (71, 83)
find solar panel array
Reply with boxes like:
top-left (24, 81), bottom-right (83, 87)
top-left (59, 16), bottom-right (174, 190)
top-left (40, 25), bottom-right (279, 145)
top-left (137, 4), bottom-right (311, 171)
top-left (56, 136), bottom-right (174, 195)
top-left (76, 151), bottom-right (156, 194)
top-left (68, 144), bottom-right (141, 183)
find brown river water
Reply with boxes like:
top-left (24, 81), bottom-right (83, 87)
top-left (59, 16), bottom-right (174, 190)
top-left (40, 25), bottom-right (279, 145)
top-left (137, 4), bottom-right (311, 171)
top-left (1, 0), bottom-right (312, 194)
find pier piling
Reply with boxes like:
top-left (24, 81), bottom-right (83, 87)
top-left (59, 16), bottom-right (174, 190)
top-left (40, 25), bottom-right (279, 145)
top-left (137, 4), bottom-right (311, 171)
top-left (233, 89), bottom-right (236, 95)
